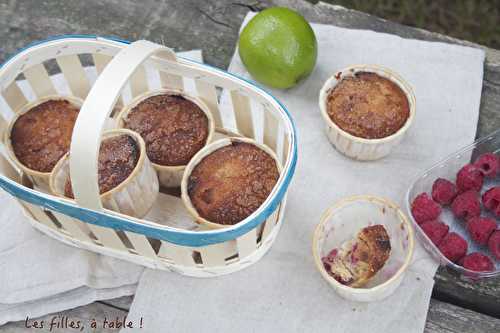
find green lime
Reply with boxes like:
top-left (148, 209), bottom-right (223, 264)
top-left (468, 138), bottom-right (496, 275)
top-left (238, 7), bottom-right (317, 89)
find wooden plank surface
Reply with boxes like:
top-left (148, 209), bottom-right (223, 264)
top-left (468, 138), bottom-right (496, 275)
top-left (99, 296), bottom-right (500, 333)
top-left (0, 302), bottom-right (128, 333)
top-left (0, 0), bottom-right (499, 331)
top-left (3, 296), bottom-right (498, 333)
top-left (433, 269), bottom-right (500, 318)
top-left (425, 299), bottom-right (500, 333)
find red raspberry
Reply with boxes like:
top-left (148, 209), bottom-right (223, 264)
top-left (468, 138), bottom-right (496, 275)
top-left (482, 187), bottom-right (500, 217)
top-left (460, 252), bottom-right (495, 272)
top-left (438, 232), bottom-right (468, 263)
top-left (456, 164), bottom-right (484, 193)
top-left (411, 193), bottom-right (442, 224)
top-left (451, 190), bottom-right (481, 220)
top-left (466, 217), bottom-right (497, 245)
top-left (324, 248), bottom-right (338, 263)
top-left (321, 248), bottom-right (338, 272)
top-left (431, 178), bottom-right (457, 205)
top-left (488, 230), bottom-right (500, 260)
top-left (420, 220), bottom-right (449, 246)
top-left (474, 153), bottom-right (499, 178)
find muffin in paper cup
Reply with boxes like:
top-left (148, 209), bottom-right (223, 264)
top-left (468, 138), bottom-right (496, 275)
top-left (116, 89), bottom-right (215, 188)
top-left (50, 128), bottom-right (159, 218)
top-left (319, 65), bottom-right (416, 161)
top-left (4, 95), bottom-right (83, 191)
top-left (181, 137), bottom-right (282, 229)
top-left (312, 195), bottom-right (414, 302)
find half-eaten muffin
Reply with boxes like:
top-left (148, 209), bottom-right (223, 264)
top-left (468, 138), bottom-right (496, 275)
top-left (322, 224), bottom-right (391, 287)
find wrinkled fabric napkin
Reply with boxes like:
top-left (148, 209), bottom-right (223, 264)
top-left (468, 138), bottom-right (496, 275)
top-left (0, 189), bottom-right (143, 325)
top-left (0, 50), bottom-right (203, 325)
top-left (124, 12), bottom-right (485, 333)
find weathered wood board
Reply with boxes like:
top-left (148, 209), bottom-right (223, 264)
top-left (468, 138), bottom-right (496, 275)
top-left (1, 296), bottom-right (499, 333)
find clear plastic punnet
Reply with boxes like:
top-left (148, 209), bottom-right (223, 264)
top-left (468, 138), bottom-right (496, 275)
top-left (406, 129), bottom-right (500, 280)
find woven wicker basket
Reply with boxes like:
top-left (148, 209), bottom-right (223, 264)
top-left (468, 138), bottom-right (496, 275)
top-left (0, 35), bottom-right (297, 277)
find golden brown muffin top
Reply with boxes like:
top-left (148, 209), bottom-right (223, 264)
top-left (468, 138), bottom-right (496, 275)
top-left (354, 224), bottom-right (391, 276)
top-left (65, 135), bottom-right (139, 198)
top-left (123, 94), bottom-right (208, 166)
top-left (326, 72), bottom-right (410, 139)
top-left (11, 100), bottom-right (79, 173)
top-left (188, 142), bottom-right (279, 225)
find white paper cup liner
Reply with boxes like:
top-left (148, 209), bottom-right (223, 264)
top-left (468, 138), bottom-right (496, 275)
top-left (313, 195), bottom-right (415, 302)
top-left (49, 128), bottom-right (159, 218)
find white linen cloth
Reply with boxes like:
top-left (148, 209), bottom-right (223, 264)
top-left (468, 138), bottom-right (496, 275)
top-left (0, 50), bottom-right (203, 325)
top-left (124, 12), bottom-right (485, 333)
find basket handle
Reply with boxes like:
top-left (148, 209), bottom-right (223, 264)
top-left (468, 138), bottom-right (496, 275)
top-left (69, 40), bottom-right (176, 211)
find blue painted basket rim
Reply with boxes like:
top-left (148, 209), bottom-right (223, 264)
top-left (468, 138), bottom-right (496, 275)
top-left (0, 34), bottom-right (298, 247)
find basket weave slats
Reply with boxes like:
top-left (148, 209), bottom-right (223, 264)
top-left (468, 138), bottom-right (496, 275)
top-left (92, 224), bottom-right (131, 251)
top-left (23, 63), bottom-right (57, 97)
top-left (19, 200), bottom-right (52, 228)
top-left (159, 70), bottom-right (184, 91)
top-left (264, 109), bottom-right (280, 152)
top-left (195, 79), bottom-right (223, 128)
top-left (92, 53), bottom-right (124, 108)
top-left (282, 136), bottom-right (290, 165)
top-left (200, 243), bottom-right (229, 267)
top-left (3, 82), bottom-right (28, 112)
top-left (92, 53), bottom-right (112, 73)
top-left (125, 231), bottom-right (157, 258)
top-left (56, 55), bottom-right (91, 99)
top-left (51, 211), bottom-right (94, 241)
top-left (261, 202), bottom-right (282, 243)
top-left (130, 65), bottom-right (148, 98)
top-left (236, 228), bottom-right (258, 259)
top-left (158, 241), bottom-right (197, 267)
top-left (0, 36), bottom-right (297, 277)
top-left (231, 91), bottom-right (255, 139)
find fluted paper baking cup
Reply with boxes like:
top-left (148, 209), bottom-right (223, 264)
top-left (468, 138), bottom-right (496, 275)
top-left (312, 195), bottom-right (414, 302)
top-left (49, 128), bottom-right (159, 218)
top-left (4, 95), bottom-right (84, 191)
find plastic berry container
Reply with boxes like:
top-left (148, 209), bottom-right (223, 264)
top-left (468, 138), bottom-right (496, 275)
top-left (312, 195), bottom-right (415, 302)
top-left (406, 129), bottom-right (500, 280)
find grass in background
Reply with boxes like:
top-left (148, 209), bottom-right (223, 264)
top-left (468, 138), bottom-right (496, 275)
top-left (318, 0), bottom-right (500, 49)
